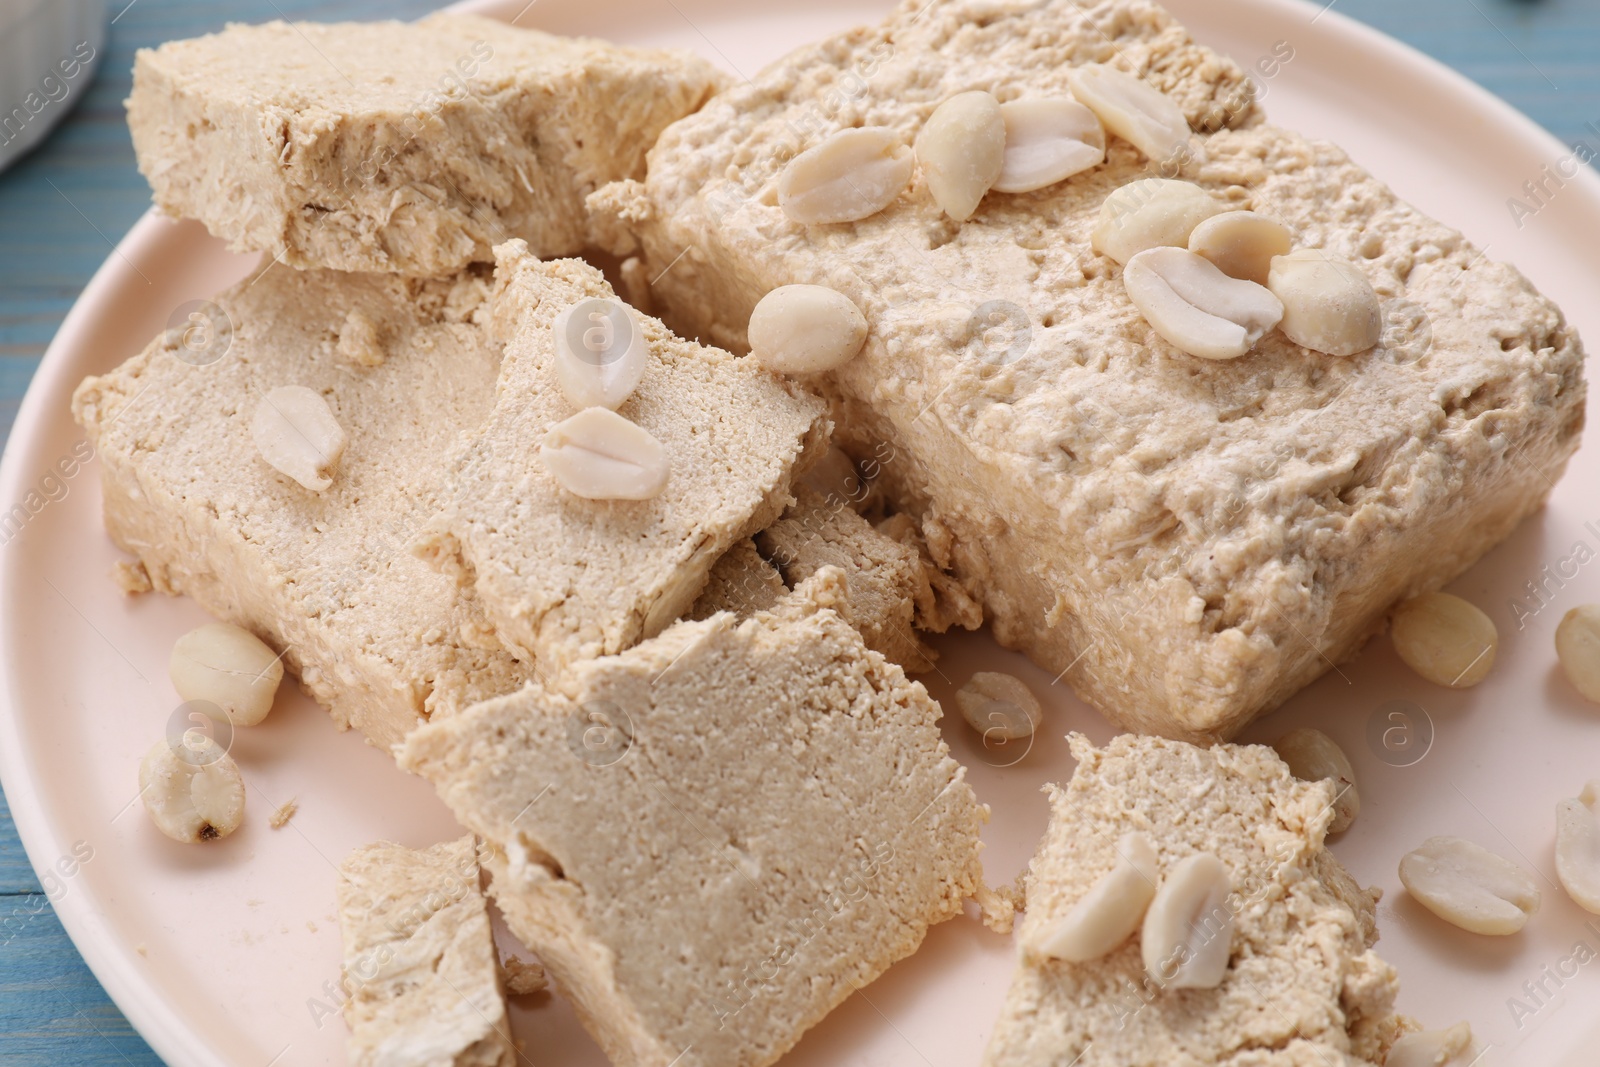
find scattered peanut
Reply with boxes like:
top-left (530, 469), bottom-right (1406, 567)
top-left (552, 297), bottom-right (647, 410)
top-left (1555, 604), bottom-right (1600, 703)
top-left (955, 671), bottom-right (1043, 742)
top-left (1390, 592), bottom-right (1497, 688)
top-left (169, 622), bottom-right (283, 727)
top-left (1187, 211), bottom-right (1292, 286)
top-left (1272, 728), bottom-right (1359, 834)
top-left (541, 407), bottom-right (669, 501)
top-left (748, 285), bottom-right (868, 375)
top-left (139, 737), bottom-right (246, 844)
top-left (1033, 831), bottom-right (1159, 962)
top-left (1386, 1024), bottom-right (1476, 1067)
top-left (1142, 851), bottom-right (1233, 989)
top-left (778, 127), bottom-right (913, 225)
top-left (1066, 64), bottom-right (1190, 163)
top-left (251, 385), bottom-right (347, 492)
top-left (1555, 780), bottom-right (1600, 914)
top-left (915, 91), bottom-right (1005, 222)
top-left (1122, 246), bottom-right (1284, 361)
top-left (1092, 179), bottom-right (1226, 265)
top-left (1399, 835), bottom-right (1539, 935)
top-left (992, 98), bottom-right (1105, 194)
top-left (1267, 249), bottom-right (1383, 356)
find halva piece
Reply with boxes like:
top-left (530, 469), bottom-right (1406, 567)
top-left (417, 240), bottom-right (828, 671)
top-left (72, 262), bottom-right (530, 750)
top-left (590, 0), bottom-right (1584, 740)
top-left (336, 837), bottom-right (514, 1067)
top-left (128, 13), bottom-right (724, 275)
top-left (401, 572), bottom-right (988, 1067)
top-left (985, 734), bottom-right (1408, 1066)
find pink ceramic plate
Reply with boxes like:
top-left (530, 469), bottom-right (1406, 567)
top-left (3, 0), bottom-right (1598, 1063)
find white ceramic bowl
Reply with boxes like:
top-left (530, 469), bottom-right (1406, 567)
top-left (0, 0), bottom-right (106, 172)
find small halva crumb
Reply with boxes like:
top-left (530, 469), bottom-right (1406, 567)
top-left (336, 308), bottom-right (386, 367)
top-left (112, 559), bottom-right (152, 595)
top-left (502, 956), bottom-right (548, 995)
top-left (269, 799), bottom-right (299, 829)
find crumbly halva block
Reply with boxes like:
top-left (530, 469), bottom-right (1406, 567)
top-left (336, 837), bottom-right (514, 1067)
top-left (688, 538), bottom-right (788, 620)
top-left (128, 13), bottom-right (724, 275)
top-left (71, 262), bottom-right (530, 750)
top-left (985, 734), bottom-right (1407, 1067)
top-left (417, 241), bottom-right (827, 671)
top-left (758, 486), bottom-right (939, 668)
top-left (400, 572), bottom-right (988, 1067)
top-left (875, 510), bottom-right (986, 635)
top-left (691, 485), bottom-right (979, 669)
top-left (801, 444), bottom-right (985, 635)
top-left (590, 0), bottom-right (1585, 740)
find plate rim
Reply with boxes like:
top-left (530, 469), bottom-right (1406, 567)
top-left (3, 0), bottom-right (1598, 1063)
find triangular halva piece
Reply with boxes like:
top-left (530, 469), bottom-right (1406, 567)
top-left (418, 241), bottom-right (828, 672)
top-left (401, 570), bottom-right (988, 1067)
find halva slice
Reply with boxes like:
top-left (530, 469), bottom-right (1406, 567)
top-left (336, 837), bottom-right (514, 1067)
top-left (591, 0), bottom-right (1584, 740)
top-left (417, 241), bottom-right (827, 671)
top-left (72, 262), bottom-right (530, 750)
top-left (128, 12), bottom-right (724, 275)
top-left (400, 571), bottom-right (988, 1067)
top-left (985, 734), bottom-right (1408, 1066)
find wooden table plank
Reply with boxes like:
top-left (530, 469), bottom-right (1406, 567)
top-left (0, 888), bottom-right (161, 1066)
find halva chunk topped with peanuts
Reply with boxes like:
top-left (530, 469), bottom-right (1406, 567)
top-left (417, 240), bottom-right (828, 671)
top-left (400, 571), bottom-right (988, 1067)
top-left (336, 837), bottom-right (515, 1067)
top-left (71, 261), bottom-right (532, 750)
top-left (590, 0), bottom-right (1585, 741)
top-left (985, 733), bottom-right (1409, 1066)
top-left (128, 12), bottom-right (724, 275)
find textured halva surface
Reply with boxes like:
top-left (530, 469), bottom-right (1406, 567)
top-left (418, 241), bottom-right (828, 671)
top-left (689, 537), bottom-right (788, 620)
top-left (876, 510), bottom-right (987, 635)
top-left (758, 485), bottom-right (941, 668)
top-left (71, 263), bottom-right (530, 750)
top-left (691, 484), bottom-right (977, 668)
top-left (401, 572), bottom-right (988, 1067)
top-left (591, 0), bottom-right (1586, 740)
top-left (336, 837), bottom-right (514, 1067)
top-left (985, 734), bottom-right (1407, 1066)
top-left (128, 13), bottom-right (724, 275)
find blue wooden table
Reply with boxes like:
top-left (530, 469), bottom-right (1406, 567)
top-left (2, 0), bottom-right (1598, 1062)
